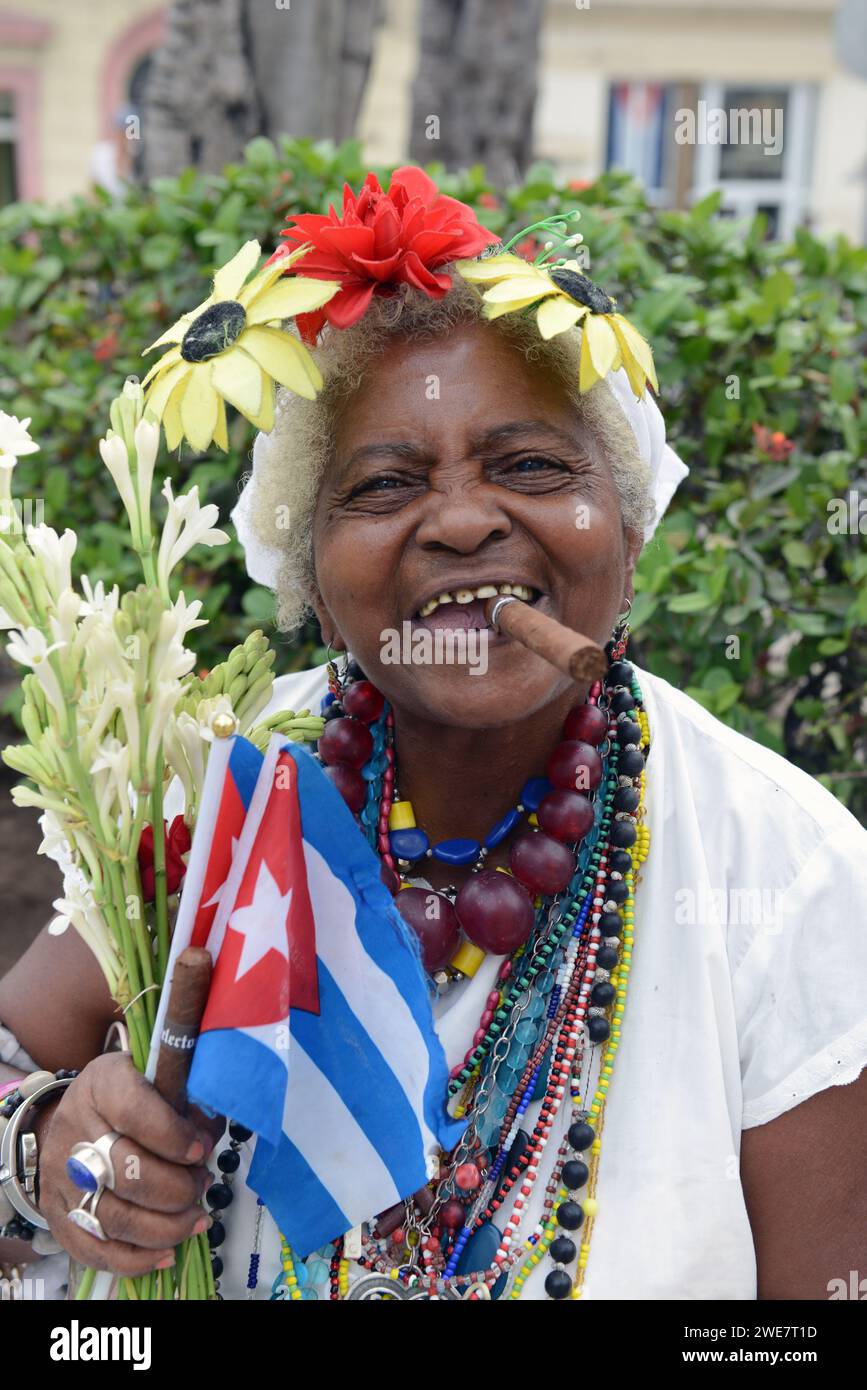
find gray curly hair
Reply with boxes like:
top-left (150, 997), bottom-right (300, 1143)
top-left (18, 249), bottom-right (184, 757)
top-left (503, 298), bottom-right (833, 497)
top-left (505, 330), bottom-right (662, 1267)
top-left (244, 272), bottom-right (652, 632)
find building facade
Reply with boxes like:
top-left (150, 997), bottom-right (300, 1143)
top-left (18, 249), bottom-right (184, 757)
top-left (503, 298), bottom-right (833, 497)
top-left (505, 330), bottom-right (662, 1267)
top-left (1, 0), bottom-right (865, 242)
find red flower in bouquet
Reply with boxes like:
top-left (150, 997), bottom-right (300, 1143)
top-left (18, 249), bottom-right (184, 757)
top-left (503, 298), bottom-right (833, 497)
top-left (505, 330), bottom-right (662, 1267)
top-left (138, 814), bottom-right (192, 902)
top-left (269, 165), bottom-right (499, 344)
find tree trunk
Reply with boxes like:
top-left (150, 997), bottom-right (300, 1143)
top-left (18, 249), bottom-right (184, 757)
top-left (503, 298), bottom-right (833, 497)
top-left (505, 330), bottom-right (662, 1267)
top-left (140, 0), bottom-right (380, 180)
top-left (409, 0), bottom-right (544, 186)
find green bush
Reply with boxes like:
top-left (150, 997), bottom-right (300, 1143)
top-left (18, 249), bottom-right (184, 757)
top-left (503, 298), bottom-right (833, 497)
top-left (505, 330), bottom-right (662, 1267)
top-left (1, 138), bottom-right (865, 817)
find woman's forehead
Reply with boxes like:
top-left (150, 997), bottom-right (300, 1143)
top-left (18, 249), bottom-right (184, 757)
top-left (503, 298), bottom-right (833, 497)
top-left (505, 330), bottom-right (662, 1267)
top-left (334, 322), bottom-right (577, 449)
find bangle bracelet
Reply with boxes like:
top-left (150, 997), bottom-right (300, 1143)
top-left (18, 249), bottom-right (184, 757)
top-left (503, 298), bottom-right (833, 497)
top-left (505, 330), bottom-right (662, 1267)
top-left (0, 1070), bottom-right (77, 1233)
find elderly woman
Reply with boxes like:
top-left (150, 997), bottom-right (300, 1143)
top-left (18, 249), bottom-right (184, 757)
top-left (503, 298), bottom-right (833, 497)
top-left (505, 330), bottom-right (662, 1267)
top-left (1, 167), bottom-right (866, 1302)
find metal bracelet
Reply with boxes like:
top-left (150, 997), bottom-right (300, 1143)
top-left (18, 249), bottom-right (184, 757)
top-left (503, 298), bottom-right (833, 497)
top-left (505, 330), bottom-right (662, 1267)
top-left (0, 1076), bottom-right (74, 1230)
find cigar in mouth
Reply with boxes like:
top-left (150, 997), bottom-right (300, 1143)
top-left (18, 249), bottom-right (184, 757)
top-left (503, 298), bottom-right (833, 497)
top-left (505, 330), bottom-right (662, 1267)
top-left (153, 947), bottom-right (213, 1114)
top-left (484, 595), bottom-right (607, 684)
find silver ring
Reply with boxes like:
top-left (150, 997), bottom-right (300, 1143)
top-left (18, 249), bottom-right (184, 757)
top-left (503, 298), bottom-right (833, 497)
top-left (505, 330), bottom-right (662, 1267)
top-left (488, 594), bottom-right (518, 631)
top-left (67, 1187), bottom-right (108, 1242)
top-left (66, 1131), bottom-right (121, 1194)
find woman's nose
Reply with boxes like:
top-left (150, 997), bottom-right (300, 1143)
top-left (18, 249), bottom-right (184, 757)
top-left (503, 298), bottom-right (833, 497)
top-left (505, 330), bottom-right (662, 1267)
top-left (414, 474), bottom-right (513, 553)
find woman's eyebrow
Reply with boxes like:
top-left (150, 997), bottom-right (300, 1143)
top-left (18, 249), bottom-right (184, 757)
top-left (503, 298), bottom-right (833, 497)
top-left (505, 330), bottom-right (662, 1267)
top-left (339, 421), bottom-right (581, 476)
top-left (471, 420), bottom-right (582, 452)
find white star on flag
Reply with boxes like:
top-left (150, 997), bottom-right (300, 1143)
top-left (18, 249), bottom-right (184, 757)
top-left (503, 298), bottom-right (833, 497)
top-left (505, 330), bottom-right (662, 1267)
top-left (201, 835), bottom-right (241, 912)
top-left (227, 859), bottom-right (292, 982)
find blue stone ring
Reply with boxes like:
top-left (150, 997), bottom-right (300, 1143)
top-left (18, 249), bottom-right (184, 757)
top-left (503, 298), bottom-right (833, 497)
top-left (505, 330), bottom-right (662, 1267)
top-left (65, 1132), bottom-right (121, 1193)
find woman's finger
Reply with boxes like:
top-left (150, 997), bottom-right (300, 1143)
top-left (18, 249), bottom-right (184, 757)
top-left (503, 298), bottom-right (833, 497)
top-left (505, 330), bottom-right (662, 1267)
top-left (90, 1187), bottom-right (210, 1251)
top-left (108, 1136), bottom-right (209, 1213)
top-left (84, 1053), bottom-right (210, 1164)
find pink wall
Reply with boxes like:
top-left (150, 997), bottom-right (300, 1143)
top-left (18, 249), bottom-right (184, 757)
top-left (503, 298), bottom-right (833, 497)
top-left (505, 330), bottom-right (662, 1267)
top-left (99, 7), bottom-right (166, 137)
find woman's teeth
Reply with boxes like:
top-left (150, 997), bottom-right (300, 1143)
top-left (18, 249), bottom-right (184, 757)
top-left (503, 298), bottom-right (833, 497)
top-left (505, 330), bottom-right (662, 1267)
top-left (417, 582), bottom-right (536, 619)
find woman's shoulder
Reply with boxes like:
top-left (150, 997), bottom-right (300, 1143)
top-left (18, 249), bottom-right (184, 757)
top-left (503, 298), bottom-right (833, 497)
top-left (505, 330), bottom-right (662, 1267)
top-left (635, 663), bottom-right (864, 857)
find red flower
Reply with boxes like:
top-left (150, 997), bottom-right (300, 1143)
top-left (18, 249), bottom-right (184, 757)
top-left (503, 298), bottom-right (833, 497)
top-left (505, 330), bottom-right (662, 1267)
top-left (269, 164), bottom-right (499, 344)
top-left (568, 178), bottom-right (591, 192)
top-left (478, 192), bottom-right (501, 209)
top-left (752, 423), bottom-right (794, 461)
top-left (138, 814), bottom-right (192, 903)
top-left (514, 236), bottom-right (540, 262)
top-left (92, 331), bottom-right (119, 362)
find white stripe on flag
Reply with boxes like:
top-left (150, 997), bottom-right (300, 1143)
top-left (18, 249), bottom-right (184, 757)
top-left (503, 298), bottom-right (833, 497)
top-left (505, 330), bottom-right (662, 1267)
top-left (302, 839), bottom-right (441, 1165)
top-left (145, 736), bottom-right (232, 1081)
top-left (281, 1035), bottom-right (402, 1220)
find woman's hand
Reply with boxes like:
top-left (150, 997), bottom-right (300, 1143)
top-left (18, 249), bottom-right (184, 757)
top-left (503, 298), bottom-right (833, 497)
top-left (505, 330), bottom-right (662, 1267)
top-left (36, 1053), bottom-right (220, 1278)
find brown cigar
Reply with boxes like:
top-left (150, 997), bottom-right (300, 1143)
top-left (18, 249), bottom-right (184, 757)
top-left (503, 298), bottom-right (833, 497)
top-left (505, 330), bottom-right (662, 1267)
top-left (484, 596), bottom-right (607, 684)
top-left (153, 947), bottom-right (213, 1114)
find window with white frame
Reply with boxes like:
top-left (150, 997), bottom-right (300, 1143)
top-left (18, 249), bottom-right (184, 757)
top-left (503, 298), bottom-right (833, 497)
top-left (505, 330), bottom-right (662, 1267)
top-left (606, 80), bottom-right (816, 239)
top-left (691, 83), bottom-right (816, 240)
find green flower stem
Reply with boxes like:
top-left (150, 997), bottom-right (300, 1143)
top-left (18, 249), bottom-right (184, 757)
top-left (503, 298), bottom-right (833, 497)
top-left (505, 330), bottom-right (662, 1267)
top-left (501, 210), bottom-right (579, 254)
top-left (138, 546), bottom-right (158, 591)
top-left (149, 756), bottom-right (170, 983)
top-left (74, 1267), bottom-right (96, 1301)
top-left (103, 855), bottom-right (150, 1064)
top-left (121, 853), bottom-right (156, 1034)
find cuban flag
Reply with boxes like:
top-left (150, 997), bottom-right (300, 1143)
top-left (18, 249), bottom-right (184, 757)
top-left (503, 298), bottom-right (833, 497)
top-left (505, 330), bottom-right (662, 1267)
top-left (146, 734), bottom-right (263, 1082)
top-left (187, 738), bottom-right (462, 1257)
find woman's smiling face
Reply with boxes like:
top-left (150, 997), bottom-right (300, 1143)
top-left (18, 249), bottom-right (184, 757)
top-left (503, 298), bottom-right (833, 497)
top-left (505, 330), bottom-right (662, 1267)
top-left (311, 321), bottom-right (641, 729)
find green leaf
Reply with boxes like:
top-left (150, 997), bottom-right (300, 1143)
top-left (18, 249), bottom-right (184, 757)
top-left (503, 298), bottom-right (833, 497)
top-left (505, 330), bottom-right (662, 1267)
top-left (829, 358), bottom-right (856, 405)
top-left (241, 586), bottom-right (276, 622)
top-left (667, 591), bottom-right (715, 614)
top-left (782, 540), bottom-right (813, 569)
top-left (141, 234), bottom-right (182, 270)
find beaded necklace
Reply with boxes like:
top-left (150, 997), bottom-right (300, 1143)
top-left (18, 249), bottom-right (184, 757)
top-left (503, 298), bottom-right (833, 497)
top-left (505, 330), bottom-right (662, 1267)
top-left (211, 634), bottom-right (651, 1301)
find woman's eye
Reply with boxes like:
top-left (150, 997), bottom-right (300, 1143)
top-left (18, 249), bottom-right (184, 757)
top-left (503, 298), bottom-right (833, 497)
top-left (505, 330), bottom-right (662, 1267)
top-left (508, 455), bottom-right (566, 474)
top-left (350, 474), bottom-right (407, 497)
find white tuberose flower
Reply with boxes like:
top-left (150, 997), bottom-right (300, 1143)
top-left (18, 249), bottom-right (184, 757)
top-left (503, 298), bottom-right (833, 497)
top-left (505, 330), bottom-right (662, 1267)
top-left (5, 626), bottom-right (67, 715)
top-left (26, 524), bottom-right (78, 600)
top-left (157, 480), bottom-right (229, 595)
top-left (133, 415), bottom-right (160, 527)
top-left (99, 432), bottom-right (137, 525)
top-left (0, 412), bottom-right (40, 465)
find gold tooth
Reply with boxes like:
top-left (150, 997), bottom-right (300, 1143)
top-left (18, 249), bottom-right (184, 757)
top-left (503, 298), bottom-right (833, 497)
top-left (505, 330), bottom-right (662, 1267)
top-left (418, 598), bottom-right (438, 617)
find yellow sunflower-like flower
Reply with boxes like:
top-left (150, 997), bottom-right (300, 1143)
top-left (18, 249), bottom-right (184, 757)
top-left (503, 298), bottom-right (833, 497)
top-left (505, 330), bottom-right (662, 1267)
top-left (142, 241), bottom-right (339, 452)
top-left (455, 252), bottom-right (657, 399)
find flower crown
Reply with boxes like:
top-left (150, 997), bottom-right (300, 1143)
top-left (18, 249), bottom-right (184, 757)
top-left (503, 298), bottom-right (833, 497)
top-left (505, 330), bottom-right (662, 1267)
top-left (143, 165), bottom-right (656, 454)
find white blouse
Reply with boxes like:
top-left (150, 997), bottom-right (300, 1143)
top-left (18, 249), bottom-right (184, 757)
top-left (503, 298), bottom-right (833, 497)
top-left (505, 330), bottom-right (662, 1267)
top-left (8, 662), bottom-right (867, 1300)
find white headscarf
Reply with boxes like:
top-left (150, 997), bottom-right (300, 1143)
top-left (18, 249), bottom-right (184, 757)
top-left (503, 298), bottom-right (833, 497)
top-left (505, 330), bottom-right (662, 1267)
top-left (232, 367), bottom-right (689, 590)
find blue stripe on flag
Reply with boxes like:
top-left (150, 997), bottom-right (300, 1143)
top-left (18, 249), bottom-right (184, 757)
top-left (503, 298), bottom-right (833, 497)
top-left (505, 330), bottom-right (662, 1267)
top-left (228, 734), bottom-right (265, 809)
top-left (188, 1027), bottom-right (287, 1147)
top-left (289, 960), bottom-right (428, 1201)
top-left (248, 1132), bottom-right (350, 1259)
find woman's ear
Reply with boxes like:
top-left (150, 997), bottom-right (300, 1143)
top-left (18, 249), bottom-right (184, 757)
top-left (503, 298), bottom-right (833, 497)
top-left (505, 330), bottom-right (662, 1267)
top-left (310, 587), bottom-right (347, 653)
